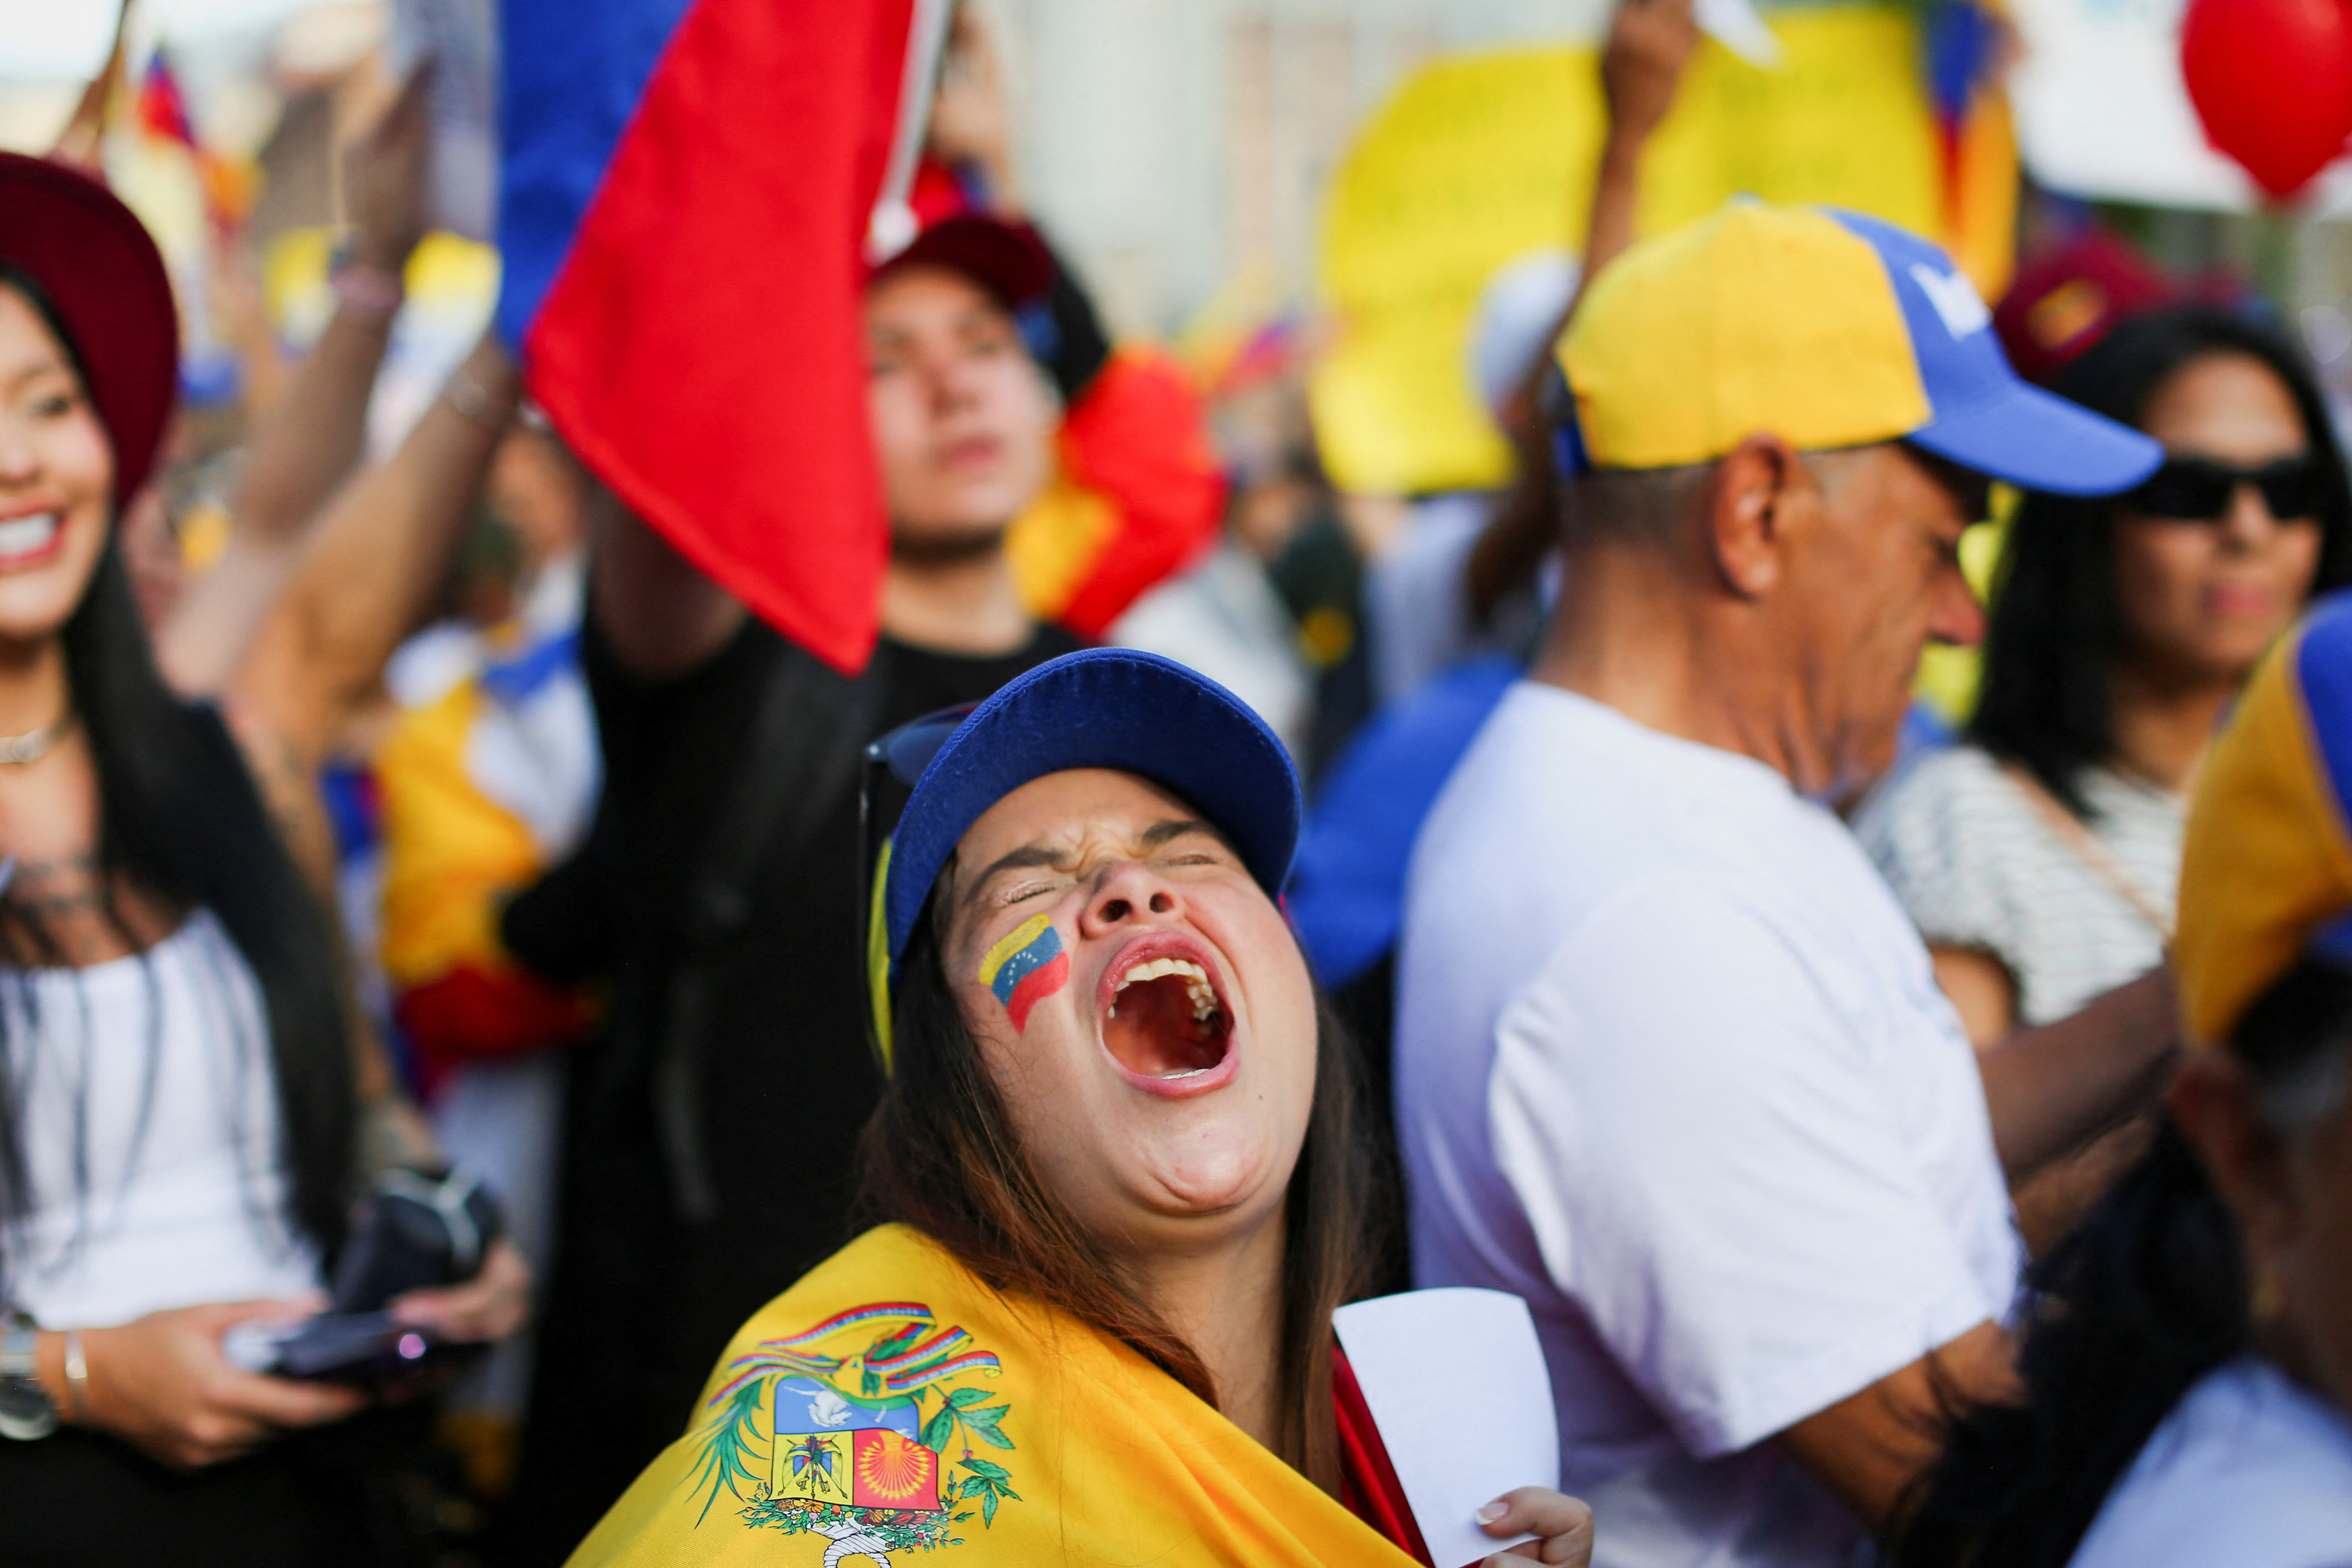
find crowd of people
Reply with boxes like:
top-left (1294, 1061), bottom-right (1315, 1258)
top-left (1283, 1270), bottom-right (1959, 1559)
top-left (3, 3), bottom-right (2351, 1566)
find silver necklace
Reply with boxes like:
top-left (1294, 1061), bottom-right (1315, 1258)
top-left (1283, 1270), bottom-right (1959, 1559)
top-left (0, 712), bottom-right (70, 766)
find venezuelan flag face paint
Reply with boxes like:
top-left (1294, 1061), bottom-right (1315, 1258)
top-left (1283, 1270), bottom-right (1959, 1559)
top-left (978, 913), bottom-right (1069, 1034)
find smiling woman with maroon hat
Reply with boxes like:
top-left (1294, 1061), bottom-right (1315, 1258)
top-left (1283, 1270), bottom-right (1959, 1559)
top-left (564, 649), bottom-right (1594, 1568)
top-left (0, 153), bottom-right (526, 1562)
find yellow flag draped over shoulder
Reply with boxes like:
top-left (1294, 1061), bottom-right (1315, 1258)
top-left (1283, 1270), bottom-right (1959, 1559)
top-left (567, 1225), bottom-right (1415, 1568)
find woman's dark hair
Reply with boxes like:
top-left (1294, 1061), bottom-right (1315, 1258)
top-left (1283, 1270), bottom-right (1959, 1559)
top-left (1971, 306), bottom-right (2352, 818)
top-left (1894, 955), bottom-right (2352, 1568)
top-left (856, 890), bottom-right (1380, 1495)
top-left (0, 266), bottom-right (355, 1265)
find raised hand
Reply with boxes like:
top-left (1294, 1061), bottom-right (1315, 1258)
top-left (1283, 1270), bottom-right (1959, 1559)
top-left (346, 67), bottom-right (433, 275)
top-left (1600, 0), bottom-right (1700, 150)
top-left (927, 9), bottom-right (1018, 211)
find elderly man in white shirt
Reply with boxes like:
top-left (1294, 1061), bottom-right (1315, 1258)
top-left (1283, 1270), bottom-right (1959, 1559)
top-left (1396, 201), bottom-right (2179, 1568)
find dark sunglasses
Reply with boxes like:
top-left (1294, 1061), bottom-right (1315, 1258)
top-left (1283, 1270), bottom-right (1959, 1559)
top-left (858, 705), bottom-right (978, 1067)
top-left (2125, 454), bottom-right (2330, 523)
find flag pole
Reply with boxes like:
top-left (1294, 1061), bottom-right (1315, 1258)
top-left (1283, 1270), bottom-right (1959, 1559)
top-left (866, 0), bottom-right (956, 262)
top-left (51, 0), bottom-right (138, 174)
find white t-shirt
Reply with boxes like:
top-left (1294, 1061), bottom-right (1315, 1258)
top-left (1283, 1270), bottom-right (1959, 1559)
top-left (1, 909), bottom-right (320, 1327)
top-left (1856, 745), bottom-right (2179, 1027)
top-left (2072, 1358), bottom-right (2352, 1568)
top-left (1396, 683), bottom-right (2022, 1568)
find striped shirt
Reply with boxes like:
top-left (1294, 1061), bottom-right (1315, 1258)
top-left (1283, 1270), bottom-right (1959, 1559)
top-left (1856, 744), bottom-right (2180, 1028)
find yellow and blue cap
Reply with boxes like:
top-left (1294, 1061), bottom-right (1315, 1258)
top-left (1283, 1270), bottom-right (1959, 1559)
top-left (2176, 591), bottom-right (2352, 1048)
top-left (1557, 202), bottom-right (2163, 496)
top-left (875, 648), bottom-right (1301, 1001)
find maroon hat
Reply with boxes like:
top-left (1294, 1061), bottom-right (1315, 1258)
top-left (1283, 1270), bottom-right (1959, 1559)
top-left (0, 153), bottom-right (179, 502)
top-left (1992, 229), bottom-right (2176, 388)
top-left (869, 212), bottom-right (1056, 313)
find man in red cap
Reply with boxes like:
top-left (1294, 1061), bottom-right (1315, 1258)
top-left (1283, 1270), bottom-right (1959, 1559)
top-left (492, 211), bottom-right (1085, 1562)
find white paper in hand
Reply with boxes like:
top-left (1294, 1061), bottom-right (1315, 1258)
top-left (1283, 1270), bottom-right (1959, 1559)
top-left (1334, 1288), bottom-right (1558, 1568)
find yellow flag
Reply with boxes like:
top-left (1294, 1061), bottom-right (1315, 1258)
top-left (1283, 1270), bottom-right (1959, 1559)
top-left (1312, 9), bottom-right (2015, 497)
top-left (567, 1225), bottom-right (1415, 1568)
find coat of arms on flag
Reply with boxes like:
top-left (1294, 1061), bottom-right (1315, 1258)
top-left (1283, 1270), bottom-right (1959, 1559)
top-left (687, 1301), bottom-right (1019, 1561)
top-left (769, 1376), bottom-right (942, 1510)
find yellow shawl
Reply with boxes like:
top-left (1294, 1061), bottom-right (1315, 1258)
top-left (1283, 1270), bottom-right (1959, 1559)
top-left (567, 1224), bottom-right (1418, 1567)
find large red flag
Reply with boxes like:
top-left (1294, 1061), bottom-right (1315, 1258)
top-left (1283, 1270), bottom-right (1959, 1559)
top-left (502, 0), bottom-right (938, 673)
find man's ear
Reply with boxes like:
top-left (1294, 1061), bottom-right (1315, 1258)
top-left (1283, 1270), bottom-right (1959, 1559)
top-left (1708, 433), bottom-right (1806, 599)
top-left (2170, 1051), bottom-right (2296, 1259)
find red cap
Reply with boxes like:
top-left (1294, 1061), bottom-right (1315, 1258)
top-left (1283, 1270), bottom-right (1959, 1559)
top-left (1993, 229), bottom-right (2176, 387)
top-left (870, 211), bottom-right (1056, 313)
top-left (0, 154), bottom-right (178, 503)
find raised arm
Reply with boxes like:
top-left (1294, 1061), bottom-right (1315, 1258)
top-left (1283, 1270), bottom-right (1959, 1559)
top-left (1581, 0), bottom-right (1696, 292)
top-left (1467, 0), bottom-right (1697, 626)
top-left (586, 492), bottom-right (748, 682)
top-left (226, 332), bottom-right (517, 830)
top-left (156, 72), bottom-right (432, 696)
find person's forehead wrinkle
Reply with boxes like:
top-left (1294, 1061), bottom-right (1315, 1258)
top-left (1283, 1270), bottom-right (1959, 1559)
top-left (967, 841), bottom-right (1072, 898)
top-left (1137, 818), bottom-right (1222, 851)
top-left (957, 815), bottom-right (1227, 912)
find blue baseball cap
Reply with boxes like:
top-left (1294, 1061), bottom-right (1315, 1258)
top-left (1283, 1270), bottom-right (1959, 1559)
top-left (1557, 201), bottom-right (2166, 497)
top-left (879, 649), bottom-right (1302, 977)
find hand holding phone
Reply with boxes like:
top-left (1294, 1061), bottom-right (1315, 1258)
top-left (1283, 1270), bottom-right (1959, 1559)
top-left (223, 1166), bottom-right (507, 1382)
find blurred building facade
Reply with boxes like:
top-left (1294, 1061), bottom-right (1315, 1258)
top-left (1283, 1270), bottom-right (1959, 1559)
top-left (990, 0), bottom-right (1610, 337)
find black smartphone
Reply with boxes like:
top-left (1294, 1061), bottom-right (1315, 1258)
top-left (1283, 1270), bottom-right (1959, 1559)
top-left (222, 1166), bottom-right (505, 1382)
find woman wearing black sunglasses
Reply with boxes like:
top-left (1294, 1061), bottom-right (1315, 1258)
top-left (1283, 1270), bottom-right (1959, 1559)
top-left (1860, 304), bottom-right (2352, 1243)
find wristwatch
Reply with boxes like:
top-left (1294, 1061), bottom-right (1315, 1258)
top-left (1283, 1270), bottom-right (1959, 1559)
top-left (0, 1313), bottom-right (58, 1440)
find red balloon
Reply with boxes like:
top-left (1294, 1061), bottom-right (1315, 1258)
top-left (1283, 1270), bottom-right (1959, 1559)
top-left (2181, 0), bottom-right (2352, 200)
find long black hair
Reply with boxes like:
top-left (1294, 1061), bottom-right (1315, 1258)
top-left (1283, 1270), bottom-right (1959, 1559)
top-left (856, 893), bottom-right (1380, 1495)
top-left (1971, 307), bottom-right (2352, 818)
top-left (1893, 955), bottom-right (2352, 1568)
top-left (0, 267), bottom-right (355, 1269)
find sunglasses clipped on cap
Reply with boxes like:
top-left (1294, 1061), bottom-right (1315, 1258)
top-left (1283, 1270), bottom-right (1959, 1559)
top-left (2125, 453), bottom-right (2330, 523)
top-left (859, 705), bottom-right (978, 1069)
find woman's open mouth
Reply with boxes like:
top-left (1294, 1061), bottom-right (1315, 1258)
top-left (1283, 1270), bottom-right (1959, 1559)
top-left (1098, 936), bottom-right (1236, 1096)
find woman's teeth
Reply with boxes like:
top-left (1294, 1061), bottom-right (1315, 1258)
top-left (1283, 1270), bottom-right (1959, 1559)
top-left (1107, 955), bottom-right (1220, 1022)
top-left (0, 513), bottom-right (58, 559)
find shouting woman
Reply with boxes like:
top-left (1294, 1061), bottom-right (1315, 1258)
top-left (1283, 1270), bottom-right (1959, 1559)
top-left (569, 649), bottom-right (1591, 1565)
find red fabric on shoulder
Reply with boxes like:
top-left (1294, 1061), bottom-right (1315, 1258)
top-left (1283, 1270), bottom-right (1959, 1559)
top-left (394, 965), bottom-right (595, 1102)
top-left (1052, 348), bottom-right (1226, 638)
top-left (1334, 1343), bottom-right (1435, 1566)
